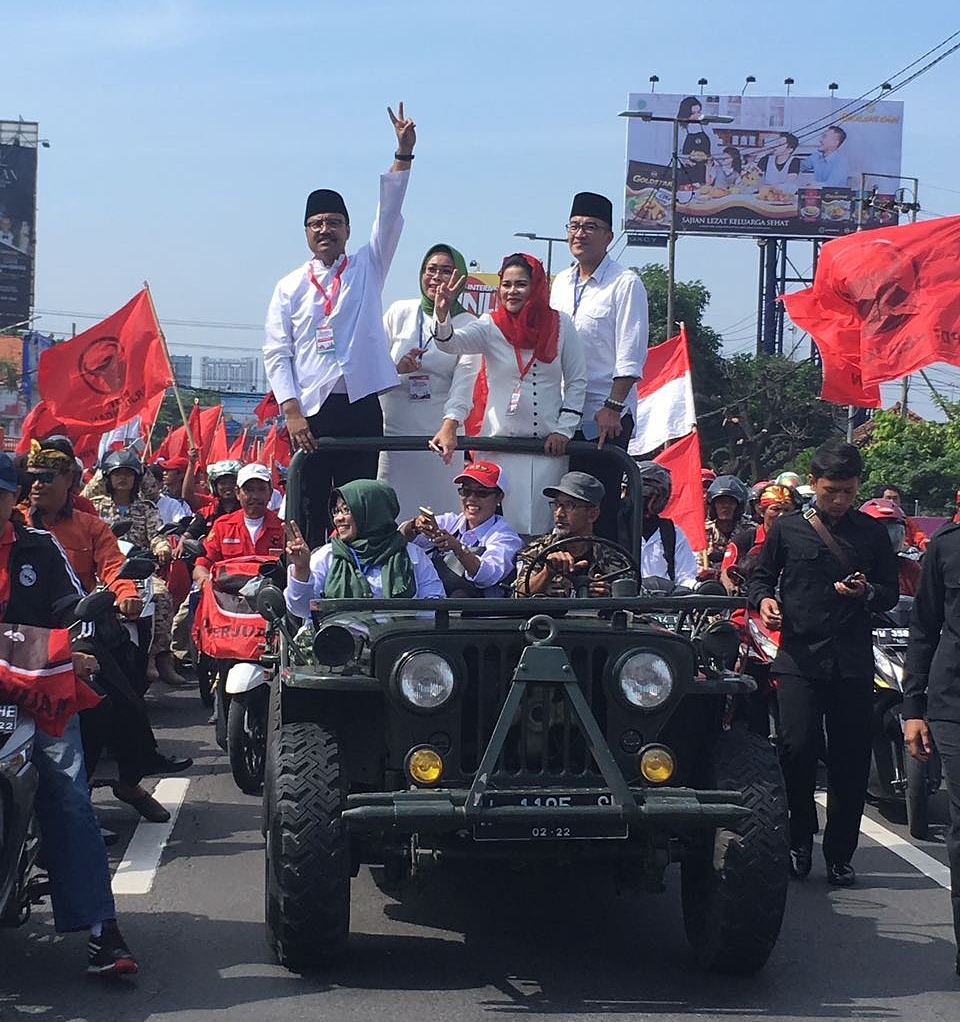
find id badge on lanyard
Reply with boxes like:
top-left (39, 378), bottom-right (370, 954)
top-left (308, 257), bottom-right (348, 357)
top-left (507, 349), bottom-right (536, 416)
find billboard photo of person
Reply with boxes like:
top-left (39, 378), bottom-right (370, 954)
top-left (799, 125), bottom-right (851, 187)
top-left (758, 133), bottom-right (802, 188)
top-left (677, 96), bottom-right (715, 186)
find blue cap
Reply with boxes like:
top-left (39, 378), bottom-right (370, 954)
top-left (0, 452), bottom-right (19, 493)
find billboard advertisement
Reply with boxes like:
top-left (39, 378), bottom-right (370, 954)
top-left (623, 93), bottom-right (904, 239)
top-left (0, 122), bottom-right (39, 331)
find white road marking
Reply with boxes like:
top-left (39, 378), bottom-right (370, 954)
top-left (815, 791), bottom-right (951, 889)
top-left (112, 778), bottom-right (189, 895)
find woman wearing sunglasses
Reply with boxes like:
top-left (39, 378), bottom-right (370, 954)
top-left (284, 479), bottom-right (444, 617)
top-left (399, 460), bottom-right (522, 598)
top-left (431, 253), bottom-right (586, 535)
top-left (378, 243), bottom-right (481, 520)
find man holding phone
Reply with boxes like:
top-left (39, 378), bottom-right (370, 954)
top-left (749, 439), bottom-right (899, 886)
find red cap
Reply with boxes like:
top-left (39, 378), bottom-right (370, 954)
top-left (454, 460), bottom-right (506, 494)
top-left (156, 457), bottom-right (188, 472)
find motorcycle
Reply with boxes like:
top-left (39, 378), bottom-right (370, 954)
top-left (869, 596), bottom-right (942, 839)
top-left (192, 556), bottom-right (279, 794)
top-left (0, 587), bottom-right (116, 927)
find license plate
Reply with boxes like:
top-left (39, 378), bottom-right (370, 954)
top-left (0, 703), bottom-right (19, 736)
top-left (874, 628), bottom-right (908, 644)
top-left (473, 791), bottom-right (628, 841)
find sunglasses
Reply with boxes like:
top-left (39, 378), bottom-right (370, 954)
top-left (28, 470), bottom-right (58, 484)
top-left (458, 485), bottom-right (498, 498)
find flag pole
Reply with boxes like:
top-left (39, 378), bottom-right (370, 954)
top-left (143, 281), bottom-right (196, 449)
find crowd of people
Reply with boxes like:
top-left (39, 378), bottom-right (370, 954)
top-left (4, 102), bottom-right (959, 982)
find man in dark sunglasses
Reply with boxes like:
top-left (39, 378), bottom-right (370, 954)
top-left (400, 460), bottom-right (522, 597)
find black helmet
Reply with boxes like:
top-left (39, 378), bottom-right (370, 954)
top-left (101, 448), bottom-right (144, 478)
top-left (39, 435), bottom-right (76, 461)
top-left (707, 474), bottom-right (749, 516)
top-left (636, 461), bottom-right (672, 515)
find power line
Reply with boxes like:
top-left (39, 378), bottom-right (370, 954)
top-left (33, 307), bottom-right (263, 332)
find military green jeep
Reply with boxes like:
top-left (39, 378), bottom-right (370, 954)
top-left (259, 438), bottom-right (789, 975)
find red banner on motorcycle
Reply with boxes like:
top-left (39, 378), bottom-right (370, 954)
top-left (192, 557), bottom-right (272, 662)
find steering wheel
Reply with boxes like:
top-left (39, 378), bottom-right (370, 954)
top-left (519, 535), bottom-right (638, 597)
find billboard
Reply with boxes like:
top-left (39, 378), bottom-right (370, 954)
top-left (0, 121), bottom-right (39, 331)
top-left (623, 93), bottom-right (904, 239)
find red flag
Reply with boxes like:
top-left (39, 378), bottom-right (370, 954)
top-left (0, 624), bottom-right (102, 737)
top-left (783, 215), bottom-right (960, 400)
top-left (207, 418), bottom-right (229, 463)
top-left (37, 290), bottom-right (172, 431)
top-left (16, 401), bottom-right (100, 466)
top-left (654, 431), bottom-right (707, 553)
top-left (228, 427), bottom-right (247, 460)
top-left (254, 392), bottom-right (280, 425)
top-left (153, 422), bottom-right (189, 463)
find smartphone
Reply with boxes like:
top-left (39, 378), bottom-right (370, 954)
top-left (418, 506), bottom-right (437, 525)
top-left (842, 572), bottom-right (864, 585)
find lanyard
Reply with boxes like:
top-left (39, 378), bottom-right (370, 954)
top-left (572, 272), bottom-right (590, 316)
top-left (416, 308), bottom-right (433, 353)
top-left (307, 256), bottom-right (349, 318)
top-left (513, 346), bottom-right (537, 382)
top-left (347, 546), bottom-right (369, 575)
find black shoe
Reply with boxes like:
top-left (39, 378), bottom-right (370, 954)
top-left (100, 827), bottom-right (119, 847)
top-left (789, 840), bottom-right (813, 879)
top-left (88, 920), bottom-right (138, 976)
top-left (827, 862), bottom-right (857, 886)
top-left (141, 752), bottom-right (193, 777)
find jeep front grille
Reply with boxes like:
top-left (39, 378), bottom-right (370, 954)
top-left (459, 639), bottom-right (609, 781)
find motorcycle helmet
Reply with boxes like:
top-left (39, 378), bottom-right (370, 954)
top-left (101, 448), bottom-right (144, 478)
top-left (207, 460), bottom-right (243, 486)
top-left (101, 447), bottom-right (144, 499)
top-left (860, 497), bottom-right (906, 553)
top-left (775, 471), bottom-right (803, 489)
top-left (636, 461), bottom-right (672, 515)
top-left (701, 467), bottom-right (717, 489)
top-left (707, 474), bottom-right (749, 517)
top-left (748, 479), bottom-right (771, 522)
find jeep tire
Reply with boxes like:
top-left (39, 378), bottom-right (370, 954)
top-left (681, 729), bottom-right (789, 974)
top-left (265, 722), bottom-right (350, 970)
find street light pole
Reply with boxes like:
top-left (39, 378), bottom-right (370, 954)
top-left (513, 232), bottom-right (567, 279)
top-left (619, 109), bottom-right (733, 338)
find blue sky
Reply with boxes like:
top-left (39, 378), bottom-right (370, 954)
top-left (8, 1), bottom-right (960, 416)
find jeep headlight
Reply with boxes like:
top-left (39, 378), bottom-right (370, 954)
top-left (397, 651), bottom-right (455, 709)
top-left (618, 652), bottom-right (674, 709)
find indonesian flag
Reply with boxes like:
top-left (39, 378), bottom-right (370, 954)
top-left (0, 623), bottom-right (102, 737)
top-left (629, 326), bottom-right (697, 456)
top-left (37, 290), bottom-right (173, 432)
top-left (783, 216), bottom-right (960, 404)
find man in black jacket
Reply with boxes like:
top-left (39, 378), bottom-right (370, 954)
top-left (749, 439), bottom-right (899, 886)
top-left (903, 523), bottom-right (960, 975)
top-left (0, 452), bottom-right (138, 976)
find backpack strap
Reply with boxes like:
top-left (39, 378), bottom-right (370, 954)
top-left (659, 518), bottom-right (677, 582)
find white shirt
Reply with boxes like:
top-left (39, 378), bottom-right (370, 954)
top-left (640, 520), bottom-right (698, 589)
top-left (285, 542), bottom-right (444, 617)
top-left (157, 493), bottom-right (192, 525)
top-left (550, 255), bottom-right (648, 434)
top-left (412, 511), bottom-right (523, 594)
top-left (263, 171), bottom-right (409, 418)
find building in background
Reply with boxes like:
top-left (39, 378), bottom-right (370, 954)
top-left (169, 353), bottom-right (193, 388)
top-left (0, 119), bottom-right (40, 332)
top-left (201, 355), bottom-right (263, 392)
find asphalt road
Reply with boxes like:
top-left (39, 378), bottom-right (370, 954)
top-left (1, 683), bottom-right (958, 1022)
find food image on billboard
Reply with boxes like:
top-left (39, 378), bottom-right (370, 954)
top-left (623, 93), bottom-right (904, 239)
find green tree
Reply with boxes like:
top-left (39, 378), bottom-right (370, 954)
top-left (706, 354), bottom-right (843, 480)
top-left (0, 358), bottom-right (18, 392)
top-left (860, 408), bottom-right (960, 514)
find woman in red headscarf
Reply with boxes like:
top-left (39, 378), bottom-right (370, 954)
top-left (431, 253), bottom-right (586, 534)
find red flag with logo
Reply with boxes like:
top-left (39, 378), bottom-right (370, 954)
top-left (37, 290), bottom-right (173, 432)
top-left (653, 430), bottom-right (707, 552)
top-left (0, 623), bottom-right (102, 737)
top-left (783, 216), bottom-right (960, 401)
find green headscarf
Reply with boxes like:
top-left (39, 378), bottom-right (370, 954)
top-left (419, 243), bottom-right (468, 317)
top-left (323, 479), bottom-right (416, 599)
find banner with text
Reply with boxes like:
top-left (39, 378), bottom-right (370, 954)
top-left (623, 92), bottom-right (904, 240)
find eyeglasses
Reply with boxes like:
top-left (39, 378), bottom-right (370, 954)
top-left (27, 470), bottom-right (58, 484)
top-left (306, 216), bottom-right (347, 232)
top-left (423, 264), bottom-right (455, 278)
top-left (331, 504), bottom-right (353, 518)
top-left (566, 221), bottom-right (607, 235)
top-left (458, 485), bottom-right (498, 498)
top-left (549, 499), bottom-right (590, 513)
